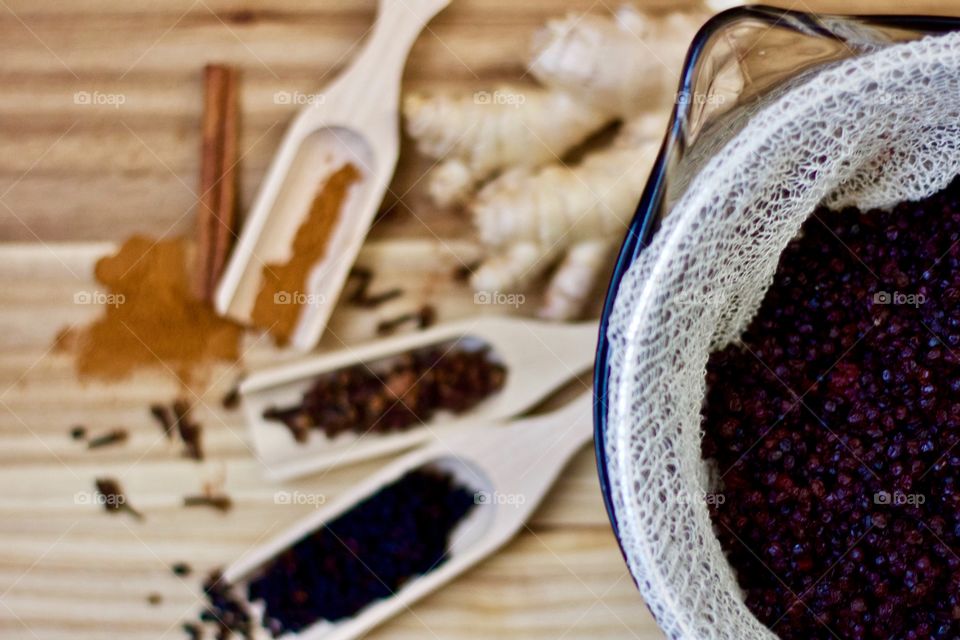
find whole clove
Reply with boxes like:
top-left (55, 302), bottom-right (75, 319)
top-left (184, 494), bottom-right (233, 513)
top-left (69, 425), bottom-right (87, 440)
top-left (86, 428), bottom-right (129, 449)
top-left (94, 477), bottom-right (143, 520)
top-left (173, 399), bottom-right (204, 461)
top-left (263, 342), bottom-right (507, 443)
top-left (346, 266), bottom-right (404, 308)
top-left (452, 260), bottom-right (481, 283)
top-left (221, 385), bottom-right (241, 410)
top-left (191, 467), bottom-right (475, 638)
top-left (172, 562), bottom-right (193, 577)
top-left (149, 403), bottom-right (176, 439)
top-left (375, 304), bottom-right (436, 336)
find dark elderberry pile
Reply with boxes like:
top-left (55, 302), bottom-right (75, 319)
top-left (190, 467), bottom-right (475, 638)
top-left (264, 344), bottom-right (506, 442)
top-left (703, 177), bottom-right (960, 639)
top-left (248, 466), bottom-right (474, 635)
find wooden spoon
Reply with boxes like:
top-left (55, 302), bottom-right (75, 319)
top-left (223, 390), bottom-right (594, 640)
top-left (240, 317), bottom-right (597, 481)
top-left (215, 0), bottom-right (451, 351)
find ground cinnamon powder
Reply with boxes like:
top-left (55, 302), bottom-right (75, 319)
top-left (250, 163), bottom-right (361, 345)
top-left (62, 235), bottom-right (243, 385)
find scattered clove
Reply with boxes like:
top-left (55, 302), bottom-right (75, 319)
top-left (376, 304), bottom-right (436, 336)
top-left (94, 477), bottom-right (143, 520)
top-left (263, 341), bottom-right (506, 442)
top-left (221, 385), bottom-right (241, 410)
top-left (86, 428), bottom-right (129, 449)
top-left (172, 562), bottom-right (193, 577)
top-left (346, 266), bottom-right (372, 297)
top-left (452, 260), bottom-right (481, 283)
top-left (147, 592), bottom-right (163, 606)
top-left (346, 266), bottom-right (404, 308)
top-left (173, 399), bottom-right (204, 461)
top-left (184, 494), bottom-right (233, 513)
top-left (69, 425), bottom-right (87, 440)
top-left (149, 403), bottom-right (176, 439)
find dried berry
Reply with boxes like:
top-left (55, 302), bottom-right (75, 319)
top-left (703, 177), bottom-right (960, 639)
top-left (182, 621), bottom-right (203, 640)
top-left (188, 467), bottom-right (475, 638)
top-left (247, 467), bottom-right (475, 634)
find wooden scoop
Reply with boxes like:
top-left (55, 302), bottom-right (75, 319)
top-left (215, 0), bottom-right (451, 351)
top-left (223, 390), bottom-right (594, 640)
top-left (240, 317), bottom-right (598, 481)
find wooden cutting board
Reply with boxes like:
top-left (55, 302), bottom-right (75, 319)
top-left (1, 0), bottom-right (951, 638)
top-left (0, 1), bottom-right (673, 637)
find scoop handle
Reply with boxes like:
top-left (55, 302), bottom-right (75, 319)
top-left (338, 0), bottom-right (452, 104)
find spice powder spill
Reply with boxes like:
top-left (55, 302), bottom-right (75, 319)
top-left (250, 163), bottom-right (362, 345)
top-left (61, 236), bottom-right (243, 386)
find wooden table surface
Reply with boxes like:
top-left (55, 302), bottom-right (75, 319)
top-left (1, 1), bottom-right (955, 638)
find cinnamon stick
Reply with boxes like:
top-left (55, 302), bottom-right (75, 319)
top-left (193, 63), bottom-right (239, 302)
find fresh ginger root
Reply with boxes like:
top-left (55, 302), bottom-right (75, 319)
top-left (403, 86), bottom-right (609, 207)
top-left (403, 5), bottom-right (721, 320)
top-left (539, 238), bottom-right (617, 321)
top-left (470, 115), bottom-right (662, 316)
top-left (529, 6), bottom-right (706, 116)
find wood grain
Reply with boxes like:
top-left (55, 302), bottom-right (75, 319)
top-left (0, 239), bottom-right (656, 639)
top-left (2, 0), bottom-right (950, 638)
